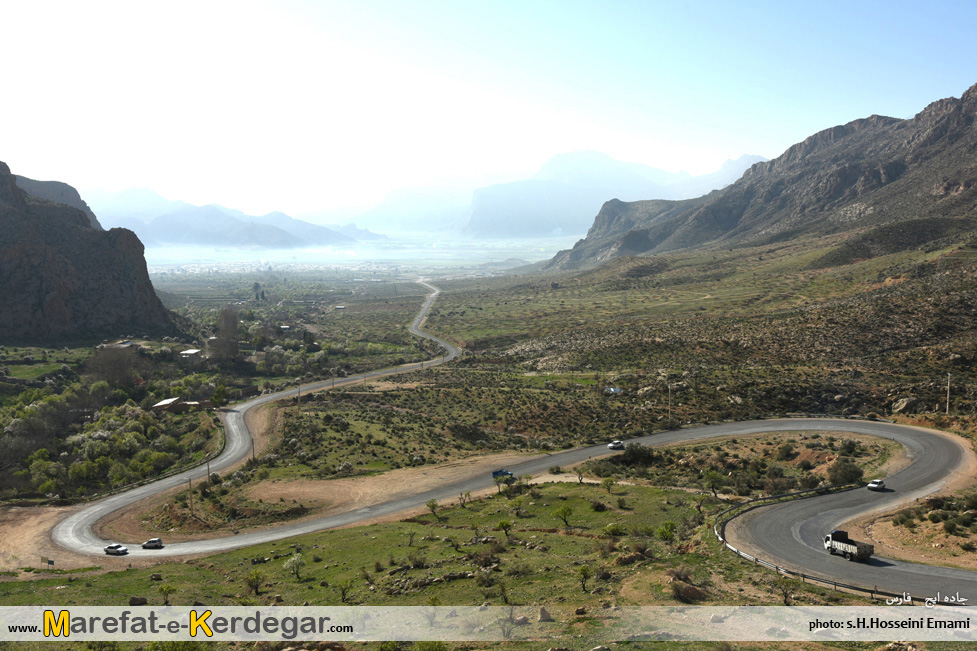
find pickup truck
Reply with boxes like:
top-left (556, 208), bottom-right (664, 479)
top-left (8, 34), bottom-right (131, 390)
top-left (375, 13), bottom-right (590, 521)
top-left (823, 530), bottom-right (874, 561)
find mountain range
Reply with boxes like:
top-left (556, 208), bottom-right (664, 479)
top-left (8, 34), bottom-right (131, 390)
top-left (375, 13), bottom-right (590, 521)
top-left (87, 190), bottom-right (358, 249)
top-left (349, 153), bottom-right (764, 238)
top-left (546, 83), bottom-right (977, 270)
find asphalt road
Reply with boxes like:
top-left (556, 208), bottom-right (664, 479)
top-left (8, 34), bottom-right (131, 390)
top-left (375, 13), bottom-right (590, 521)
top-left (52, 279), bottom-right (460, 556)
top-left (50, 284), bottom-right (977, 600)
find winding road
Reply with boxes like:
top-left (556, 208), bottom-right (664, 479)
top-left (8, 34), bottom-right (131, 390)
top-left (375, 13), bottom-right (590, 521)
top-left (51, 281), bottom-right (977, 599)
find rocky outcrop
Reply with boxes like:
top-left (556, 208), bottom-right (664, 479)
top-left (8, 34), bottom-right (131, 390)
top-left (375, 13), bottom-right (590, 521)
top-left (547, 82), bottom-right (977, 270)
top-left (14, 175), bottom-right (102, 229)
top-left (0, 161), bottom-right (177, 340)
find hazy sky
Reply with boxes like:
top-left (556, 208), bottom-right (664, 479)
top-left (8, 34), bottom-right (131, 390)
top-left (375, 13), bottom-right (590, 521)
top-left (3, 0), bottom-right (976, 217)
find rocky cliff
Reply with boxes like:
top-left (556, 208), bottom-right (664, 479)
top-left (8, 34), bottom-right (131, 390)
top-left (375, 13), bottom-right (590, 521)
top-left (14, 175), bottom-right (103, 229)
top-left (0, 161), bottom-right (177, 340)
top-left (547, 83), bottom-right (977, 270)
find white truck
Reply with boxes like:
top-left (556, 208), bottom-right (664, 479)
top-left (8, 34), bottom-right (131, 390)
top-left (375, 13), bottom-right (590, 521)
top-left (823, 530), bottom-right (874, 561)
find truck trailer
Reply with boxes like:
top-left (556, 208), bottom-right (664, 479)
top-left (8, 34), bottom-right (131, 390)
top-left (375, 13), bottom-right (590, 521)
top-left (823, 530), bottom-right (874, 561)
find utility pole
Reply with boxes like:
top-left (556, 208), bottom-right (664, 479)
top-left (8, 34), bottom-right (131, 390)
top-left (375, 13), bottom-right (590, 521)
top-left (946, 373), bottom-right (950, 416)
top-left (668, 382), bottom-right (673, 423)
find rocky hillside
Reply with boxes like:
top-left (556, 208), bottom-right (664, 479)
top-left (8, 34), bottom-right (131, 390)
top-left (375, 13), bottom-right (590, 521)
top-left (14, 174), bottom-right (102, 229)
top-left (0, 161), bottom-right (177, 340)
top-left (547, 82), bottom-right (977, 269)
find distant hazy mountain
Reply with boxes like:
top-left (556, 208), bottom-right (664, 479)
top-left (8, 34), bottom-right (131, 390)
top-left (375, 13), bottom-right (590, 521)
top-left (333, 223), bottom-right (387, 241)
top-left (345, 152), bottom-right (762, 239)
top-left (88, 189), bottom-right (355, 249)
top-left (354, 186), bottom-right (473, 234)
top-left (86, 187), bottom-right (192, 223)
top-left (546, 83), bottom-right (977, 270)
top-left (244, 211), bottom-right (358, 246)
top-left (14, 175), bottom-right (103, 229)
top-left (463, 151), bottom-right (765, 239)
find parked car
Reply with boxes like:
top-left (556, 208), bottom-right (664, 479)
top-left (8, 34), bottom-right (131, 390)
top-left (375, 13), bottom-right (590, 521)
top-left (141, 538), bottom-right (164, 549)
top-left (103, 543), bottom-right (128, 555)
top-left (608, 440), bottom-right (625, 450)
top-left (867, 479), bottom-right (885, 491)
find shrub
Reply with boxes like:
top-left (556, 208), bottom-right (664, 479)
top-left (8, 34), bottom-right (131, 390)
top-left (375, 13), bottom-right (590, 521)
top-left (827, 459), bottom-right (863, 484)
top-left (666, 565), bottom-right (694, 583)
top-left (670, 580), bottom-right (707, 603)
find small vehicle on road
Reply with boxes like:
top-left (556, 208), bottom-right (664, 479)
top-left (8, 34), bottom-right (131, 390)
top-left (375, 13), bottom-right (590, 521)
top-left (103, 543), bottom-right (128, 556)
top-left (608, 440), bottom-right (625, 450)
top-left (141, 538), bottom-right (164, 549)
top-left (867, 479), bottom-right (885, 491)
top-left (823, 530), bottom-right (873, 561)
top-left (492, 469), bottom-right (514, 483)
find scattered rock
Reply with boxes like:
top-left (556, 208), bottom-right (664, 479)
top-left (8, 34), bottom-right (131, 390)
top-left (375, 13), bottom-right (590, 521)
top-left (891, 397), bottom-right (919, 414)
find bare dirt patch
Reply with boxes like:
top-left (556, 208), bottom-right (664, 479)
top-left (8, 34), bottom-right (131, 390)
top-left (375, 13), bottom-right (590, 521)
top-left (0, 505), bottom-right (118, 574)
top-left (92, 451), bottom-right (543, 544)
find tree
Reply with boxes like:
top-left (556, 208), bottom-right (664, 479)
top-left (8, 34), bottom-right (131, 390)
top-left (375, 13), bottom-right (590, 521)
top-left (702, 470), bottom-right (725, 498)
top-left (494, 475), bottom-right (510, 494)
top-left (337, 578), bottom-right (354, 603)
top-left (601, 477), bottom-right (616, 494)
top-left (774, 576), bottom-right (800, 605)
top-left (578, 565), bottom-right (592, 592)
top-left (157, 583), bottom-right (176, 606)
top-left (426, 498), bottom-right (441, 522)
top-left (827, 459), bottom-right (863, 485)
top-left (498, 519), bottom-right (513, 537)
top-left (553, 504), bottom-right (574, 528)
top-left (86, 347), bottom-right (145, 387)
top-left (211, 384), bottom-right (227, 408)
top-left (246, 569), bottom-right (264, 595)
top-left (214, 306), bottom-right (240, 363)
top-left (283, 553), bottom-right (306, 581)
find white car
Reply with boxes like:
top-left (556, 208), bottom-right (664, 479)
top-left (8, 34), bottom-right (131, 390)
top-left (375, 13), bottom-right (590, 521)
top-left (608, 440), bottom-right (625, 450)
top-left (103, 543), bottom-right (129, 555)
top-left (867, 479), bottom-right (885, 491)
top-left (141, 538), bottom-right (163, 549)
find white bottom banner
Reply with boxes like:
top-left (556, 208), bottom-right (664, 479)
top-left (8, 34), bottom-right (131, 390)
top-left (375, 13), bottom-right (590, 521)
top-left (1, 605), bottom-right (974, 642)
